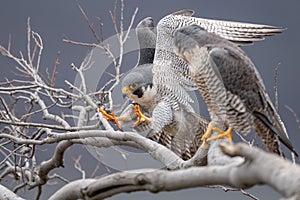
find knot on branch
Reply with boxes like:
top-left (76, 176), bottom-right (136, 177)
top-left (135, 173), bottom-right (148, 185)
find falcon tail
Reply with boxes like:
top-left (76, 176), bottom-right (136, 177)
top-left (254, 111), bottom-right (298, 157)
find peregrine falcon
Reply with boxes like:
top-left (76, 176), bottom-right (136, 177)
top-left (115, 17), bottom-right (210, 160)
top-left (99, 10), bottom-right (287, 158)
top-left (99, 17), bottom-right (156, 130)
top-left (121, 17), bottom-right (156, 115)
top-left (121, 53), bottom-right (209, 160)
top-left (173, 24), bottom-right (298, 156)
top-left (150, 9), bottom-right (285, 134)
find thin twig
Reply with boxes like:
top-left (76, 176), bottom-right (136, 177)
top-left (0, 97), bottom-right (16, 122)
top-left (206, 185), bottom-right (259, 200)
top-left (78, 5), bottom-right (100, 43)
top-left (96, 17), bottom-right (104, 42)
top-left (73, 155), bottom-right (86, 179)
top-left (285, 105), bottom-right (300, 130)
top-left (274, 63), bottom-right (280, 111)
top-left (27, 17), bottom-right (33, 69)
top-left (63, 39), bottom-right (117, 66)
top-left (31, 31), bottom-right (43, 73)
top-left (49, 174), bottom-right (70, 184)
top-left (50, 51), bottom-right (60, 87)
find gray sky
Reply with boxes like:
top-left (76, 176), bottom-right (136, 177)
top-left (0, 0), bottom-right (299, 199)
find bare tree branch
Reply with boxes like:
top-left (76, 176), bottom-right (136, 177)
top-left (285, 105), bottom-right (300, 130)
top-left (30, 141), bottom-right (73, 187)
top-left (78, 5), bottom-right (101, 43)
top-left (0, 2), bottom-right (298, 200)
top-left (49, 143), bottom-right (300, 200)
top-left (0, 184), bottom-right (25, 200)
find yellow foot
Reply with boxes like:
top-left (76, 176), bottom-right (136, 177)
top-left (201, 125), bottom-right (233, 149)
top-left (133, 104), bottom-right (151, 126)
top-left (98, 107), bottom-right (122, 130)
top-left (207, 127), bottom-right (233, 142)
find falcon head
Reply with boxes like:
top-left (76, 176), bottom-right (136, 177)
top-left (122, 82), bottom-right (154, 106)
top-left (121, 64), bottom-right (154, 104)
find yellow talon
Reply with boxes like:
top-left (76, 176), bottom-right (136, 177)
top-left (133, 104), bottom-right (151, 126)
top-left (201, 124), bottom-right (233, 149)
top-left (206, 127), bottom-right (233, 142)
top-left (98, 107), bottom-right (122, 130)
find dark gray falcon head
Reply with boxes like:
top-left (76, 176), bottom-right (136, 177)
top-left (121, 64), bottom-right (153, 100)
top-left (121, 17), bottom-right (156, 103)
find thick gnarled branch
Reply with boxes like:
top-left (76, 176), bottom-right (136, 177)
top-left (49, 143), bottom-right (300, 200)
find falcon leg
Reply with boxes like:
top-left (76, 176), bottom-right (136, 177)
top-left (206, 127), bottom-right (233, 142)
top-left (98, 107), bottom-right (123, 130)
top-left (201, 124), bottom-right (224, 149)
top-left (133, 104), bottom-right (151, 126)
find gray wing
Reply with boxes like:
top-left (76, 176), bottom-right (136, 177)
top-left (153, 9), bottom-right (285, 109)
top-left (136, 17), bottom-right (156, 66)
top-left (208, 44), bottom-right (297, 156)
top-left (173, 24), bottom-right (296, 156)
top-left (171, 10), bottom-right (284, 44)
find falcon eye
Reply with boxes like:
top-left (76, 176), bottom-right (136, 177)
top-left (130, 83), bottom-right (138, 89)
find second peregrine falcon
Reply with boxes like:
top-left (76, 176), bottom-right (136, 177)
top-left (150, 9), bottom-right (286, 136)
top-left (100, 10), bottom-right (289, 158)
top-left (120, 17), bottom-right (209, 160)
top-left (99, 17), bottom-right (209, 160)
top-left (173, 24), bottom-right (298, 156)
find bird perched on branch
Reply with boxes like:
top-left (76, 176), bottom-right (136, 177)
top-left (98, 17), bottom-right (157, 131)
top-left (100, 9), bottom-right (289, 158)
top-left (173, 24), bottom-right (298, 157)
top-left (149, 9), bottom-right (285, 134)
top-left (134, 9), bottom-right (288, 156)
top-left (101, 17), bottom-right (209, 160)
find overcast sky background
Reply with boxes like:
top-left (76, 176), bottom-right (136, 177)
top-left (0, 1), bottom-right (299, 199)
